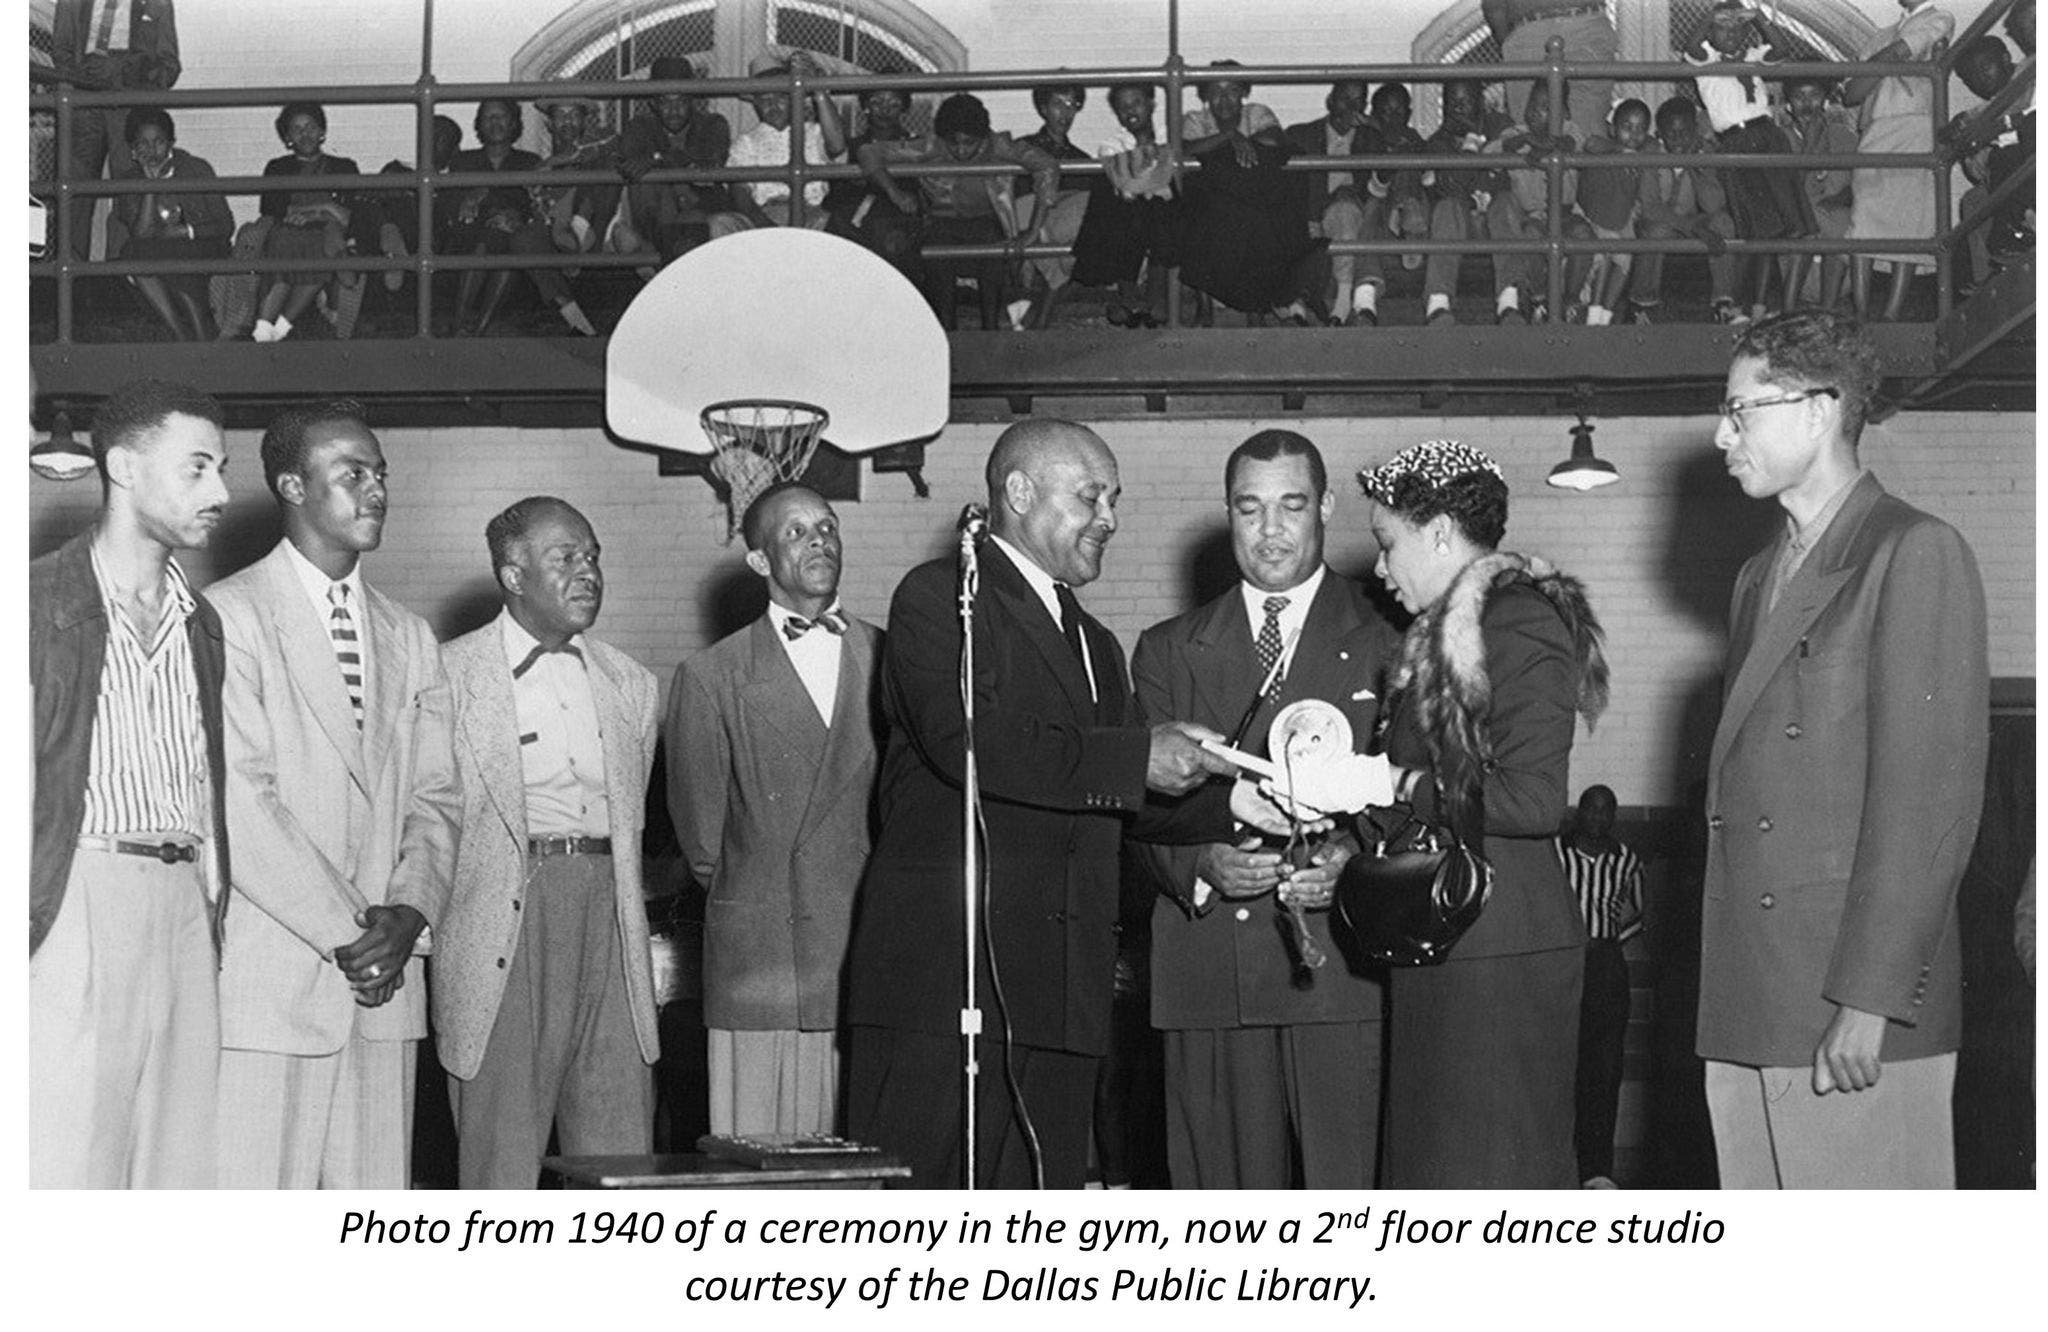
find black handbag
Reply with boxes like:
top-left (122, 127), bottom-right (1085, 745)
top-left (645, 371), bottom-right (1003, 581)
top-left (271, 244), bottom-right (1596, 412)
top-left (1333, 804), bottom-right (1492, 967)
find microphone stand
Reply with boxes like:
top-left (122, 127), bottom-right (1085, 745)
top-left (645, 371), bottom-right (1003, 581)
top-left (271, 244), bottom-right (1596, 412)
top-left (955, 509), bottom-right (986, 1189)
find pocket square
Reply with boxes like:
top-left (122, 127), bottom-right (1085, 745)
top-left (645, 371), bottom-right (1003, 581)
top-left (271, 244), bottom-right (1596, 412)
top-left (1350, 688), bottom-right (1376, 701)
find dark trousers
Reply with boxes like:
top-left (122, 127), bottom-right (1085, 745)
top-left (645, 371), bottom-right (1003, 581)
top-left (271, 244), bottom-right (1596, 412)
top-left (1573, 937), bottom-right (1631, 1182)
top-left (845, 1024), bottom-right (1096, 1188)
top-left (1162, 1020), bottom-right (1382, 1189)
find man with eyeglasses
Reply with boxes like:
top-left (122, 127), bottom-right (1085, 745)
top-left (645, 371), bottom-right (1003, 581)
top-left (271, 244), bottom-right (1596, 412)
top-left (1696, 311), bottom-right (1988, 1189)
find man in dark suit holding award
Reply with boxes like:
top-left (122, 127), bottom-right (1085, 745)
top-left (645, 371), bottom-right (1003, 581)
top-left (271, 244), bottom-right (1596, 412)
top-left (1131, 430), bottom-right (1399, 1189)
top-left (1699, 311), bottom-right (1989, 1188)
top-left (844, 419), bottom-right (1237, 1188)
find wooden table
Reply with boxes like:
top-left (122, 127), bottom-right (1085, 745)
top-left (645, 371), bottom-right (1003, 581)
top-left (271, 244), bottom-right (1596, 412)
top-left (541, 1152), bottom-right (911, 1189)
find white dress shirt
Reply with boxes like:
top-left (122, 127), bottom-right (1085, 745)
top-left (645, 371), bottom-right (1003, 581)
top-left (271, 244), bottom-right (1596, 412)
top-left (1237, 563), bottom-right (1326, 683)
top-left (766, 599), bottom-right (844, 725)
top-left (991, 533), bottom-right (1097, 703)
top-left (499, 609), bottom-right (609, 837)
top-left (283, 538), bottom-right (369, 700)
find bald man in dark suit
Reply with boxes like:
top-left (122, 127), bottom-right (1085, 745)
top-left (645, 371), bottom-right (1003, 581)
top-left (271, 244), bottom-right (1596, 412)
top-left (843, 419), bottom-right (1238, 1188)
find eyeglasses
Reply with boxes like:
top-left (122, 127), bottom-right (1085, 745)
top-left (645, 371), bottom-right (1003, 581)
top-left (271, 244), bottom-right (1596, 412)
top-left (1718, 386), bottom-right (1839, 429)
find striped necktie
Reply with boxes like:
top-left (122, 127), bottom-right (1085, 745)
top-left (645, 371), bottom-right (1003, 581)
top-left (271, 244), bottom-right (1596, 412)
top-left (328, 582), bottom-right (363, 729)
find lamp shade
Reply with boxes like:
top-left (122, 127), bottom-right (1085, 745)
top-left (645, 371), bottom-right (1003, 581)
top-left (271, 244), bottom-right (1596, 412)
top-left (1547, 419), bottom-right (1619, 491)
top-left (29, 412), bottom-right (94, 482)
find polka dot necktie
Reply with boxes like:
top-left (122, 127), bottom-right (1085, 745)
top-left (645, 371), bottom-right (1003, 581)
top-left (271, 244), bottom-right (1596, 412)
top-left (1255, 595), bottom-right (1290, 678)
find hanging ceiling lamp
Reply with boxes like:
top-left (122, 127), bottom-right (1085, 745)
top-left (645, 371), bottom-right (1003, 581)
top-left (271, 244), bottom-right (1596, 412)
top-left (1547, 415), bottom-right (1619, 491)
top-left (29, 410), bottom-right (95, 482)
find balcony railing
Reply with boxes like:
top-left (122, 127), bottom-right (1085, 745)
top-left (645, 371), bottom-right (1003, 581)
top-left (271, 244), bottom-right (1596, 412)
top-left (28, 0), bottom-right (2035, 344)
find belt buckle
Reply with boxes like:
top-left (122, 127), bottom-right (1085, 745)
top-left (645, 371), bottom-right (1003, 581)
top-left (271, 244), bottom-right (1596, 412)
top-left (155, 841), bottom-right (191, 864)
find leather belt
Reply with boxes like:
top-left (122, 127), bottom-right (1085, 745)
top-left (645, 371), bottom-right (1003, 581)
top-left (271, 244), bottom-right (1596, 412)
top-left (528, 835), bottom-right (613, 858)
top-left (1519, 2), bottom-right (1604, 23)
top-left (76, 834), bottom-right (200, 865)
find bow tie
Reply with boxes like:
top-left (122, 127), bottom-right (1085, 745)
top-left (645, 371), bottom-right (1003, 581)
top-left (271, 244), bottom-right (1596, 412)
top-left (782, 609), bottom-right (849, 641)
top-left (512, 640), bottom-right (583, 680)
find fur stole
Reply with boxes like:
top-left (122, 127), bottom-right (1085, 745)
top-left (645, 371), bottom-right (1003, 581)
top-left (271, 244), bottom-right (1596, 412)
top-left (1386, 551), bottom-right (1609, 814)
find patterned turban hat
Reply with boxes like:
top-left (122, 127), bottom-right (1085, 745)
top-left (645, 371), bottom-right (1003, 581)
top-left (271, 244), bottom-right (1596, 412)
top-left (1357, 439), bottom-right (1504, 505)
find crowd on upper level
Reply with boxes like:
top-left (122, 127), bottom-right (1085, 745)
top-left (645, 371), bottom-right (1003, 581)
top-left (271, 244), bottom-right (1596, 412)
top-left (32, 0), bottom-right (2038, 342)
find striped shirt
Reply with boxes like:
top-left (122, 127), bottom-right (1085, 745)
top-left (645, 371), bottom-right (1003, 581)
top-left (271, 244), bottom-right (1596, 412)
top-left (81, 542), bottom-right (208, 837)
top-left (1554, 836), bottom-right (1644, 943)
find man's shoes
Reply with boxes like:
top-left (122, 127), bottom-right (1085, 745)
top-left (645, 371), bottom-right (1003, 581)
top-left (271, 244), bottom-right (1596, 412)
top-left (1712, 298), bottom-right (1750, 327)
top-left (1495, 306), bottom-right (1528, 325)
top-left (1344, 308), bottom-right (1379, 327)
top-left (1624, 303), bottom-right (1654, 325)
top-left (1428, 308), bottom-right (1458, 326)
top-left (1582, 1175), bottom-right (1619, 1190)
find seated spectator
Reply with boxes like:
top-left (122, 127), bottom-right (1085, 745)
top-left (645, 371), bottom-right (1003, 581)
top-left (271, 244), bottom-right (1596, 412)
top-left (1071, 81), bottom-right (1180, 327)
top-left (1284, 80), bottom-right (1388, 325)
top-left (536, 94), bottom-right (621, 257)
top-left (855, 92), bottom-right (1060, 329)
top-left (727, 50), bottom-right (847, 232)
top-left (443, 98), bottom-right (597, 336)
top-left (1779, 76), bottom-right (1857, 306)
top-left (1011, 80), bottom-right (1093, 328)
top-left (616, 56), bottom-right (741, 265)
top-left (1842, 0), bottom-right (1955, 320)
top-left (1574, 98), bottom-right (1653, 325)
top-left (252, 101), bottom-right (360, 342)
top-left (1949, 34), bottom-right (2033, 293)
top-left (1417, 78), bottom-right (1512, 326)
top-left (1370, 81), bottom-right (1434, 279)
top-left (824, 87), bottom-right (918, 238)
top-left (1484, 81), bottom-right (1592, 323)
top-left (350, 113), bottom-right (463, 295)
top-left (1176, 60), bottom-right (1321, 324)
top-left (1681, 0), bottom-right (1817, 320)
top-left (108, 106), bottom-right (232, 340)
top-left (1632, 97), bottom-right (1737, 323)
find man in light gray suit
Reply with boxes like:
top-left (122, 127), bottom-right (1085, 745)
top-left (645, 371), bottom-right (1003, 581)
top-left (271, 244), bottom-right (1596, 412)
top-left (433, 496), bottom-right (661, 1188)
top-left (210, 400), bottom-right (458, 1188)
top-left (668, 482), bottom-right (882, 1137)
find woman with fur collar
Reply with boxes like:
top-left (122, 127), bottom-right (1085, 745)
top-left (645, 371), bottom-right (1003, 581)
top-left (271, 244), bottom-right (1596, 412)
top-left (1358, 440), bottom-right (1608, 1188)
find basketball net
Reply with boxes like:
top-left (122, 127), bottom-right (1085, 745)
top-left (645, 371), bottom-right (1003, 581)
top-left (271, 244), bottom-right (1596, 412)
top-left (699, 400), bottom-right (829, 544)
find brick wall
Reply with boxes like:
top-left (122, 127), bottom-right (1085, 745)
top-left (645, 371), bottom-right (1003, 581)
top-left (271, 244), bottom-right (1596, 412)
top-left (28, 407), bottom-right (2033, 807)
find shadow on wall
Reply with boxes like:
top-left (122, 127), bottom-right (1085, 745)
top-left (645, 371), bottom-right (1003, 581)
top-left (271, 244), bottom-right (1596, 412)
top-left (1655, 448), bottom-right (1779, 804)
top-left (700, 562), bottom-right (764, 645)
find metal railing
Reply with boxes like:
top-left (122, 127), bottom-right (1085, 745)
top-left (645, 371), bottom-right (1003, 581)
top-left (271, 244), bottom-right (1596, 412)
top-left (27, 1), bottom-right (2034, 342)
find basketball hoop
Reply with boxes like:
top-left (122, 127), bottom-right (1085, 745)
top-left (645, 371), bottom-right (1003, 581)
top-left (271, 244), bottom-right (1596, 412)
top-left (699, 399), bottom-right (829, 543)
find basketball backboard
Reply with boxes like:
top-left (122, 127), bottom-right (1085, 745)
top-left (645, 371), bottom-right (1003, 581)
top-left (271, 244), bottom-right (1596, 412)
top-left (606, 228), bottom-right (950, 456)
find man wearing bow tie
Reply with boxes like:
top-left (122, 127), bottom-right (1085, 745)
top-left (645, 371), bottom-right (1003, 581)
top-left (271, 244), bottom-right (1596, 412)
top-left (667, 482), bottom-right (882, 1138)
top-left (433, 497), bottom-right (662, 1187)
top-left (208, 400), bottom-right (458, 1188)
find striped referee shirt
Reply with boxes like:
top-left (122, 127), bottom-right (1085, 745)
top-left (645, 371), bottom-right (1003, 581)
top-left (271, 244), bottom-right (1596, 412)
top-left (81, 541), bottom-right (209, 838)
top-left (1553, 836), bottom-right (1644, 944)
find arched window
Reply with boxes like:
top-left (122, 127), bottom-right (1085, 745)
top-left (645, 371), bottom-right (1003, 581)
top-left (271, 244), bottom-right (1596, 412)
top-left (513, 0), bottom-right (964, 134)
top-left (1409, 0), bottom-right (1879, 131)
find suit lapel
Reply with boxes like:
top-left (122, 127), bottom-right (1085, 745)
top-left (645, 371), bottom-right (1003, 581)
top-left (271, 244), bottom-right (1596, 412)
top-left (1277, 575), bottom-right (1372, 713)
top-left (458, 630), bottom-right (526, 845)
top-left (1187, 594), bottom-right (1266, 746)
top-left (797, 621), bottom-right (877, 842)
top-left (1711, 475), bottom-right (1881, 773)
top-left (359, 581), bottom-right (408, 786)
top-left (985, 544), bottom-right (1096, 717)
top-left (739, 616), bottom-right (830, 757)
top-left (586, 642), bottom-right (642, 851)
top-left (261, 545), bottom-right (369, 795)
